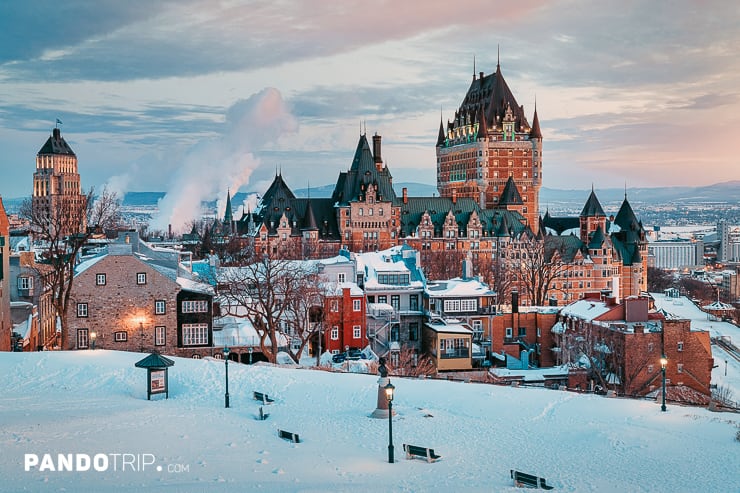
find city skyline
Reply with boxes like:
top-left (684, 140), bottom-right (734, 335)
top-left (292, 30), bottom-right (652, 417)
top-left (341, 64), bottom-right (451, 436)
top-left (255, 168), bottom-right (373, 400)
top-left (1, 1), bottom-right (738, 209)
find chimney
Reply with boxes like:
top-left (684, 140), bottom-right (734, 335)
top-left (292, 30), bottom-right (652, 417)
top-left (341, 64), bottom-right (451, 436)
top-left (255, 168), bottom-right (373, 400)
top-left (452, 189), bottom-right (457, 205)
top-left (372, 133), bottom-right (383, 170)
top-left (403, 187), bottom-right (408, 204)
top-left (168, 224), bottom-right (172, 238)
top-left (512, 290), bottom-right (519, 313)
top-left (633, 324), bottom-right (644, 334)
top-left (480, 71), bottom-right (484, 80)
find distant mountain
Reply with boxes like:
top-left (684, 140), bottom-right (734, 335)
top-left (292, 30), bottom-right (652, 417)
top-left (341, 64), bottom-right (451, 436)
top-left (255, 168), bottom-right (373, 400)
top-left (6, 181), bottom-right (739, 213)
top-left (541, 181), bottom-right (740, 209)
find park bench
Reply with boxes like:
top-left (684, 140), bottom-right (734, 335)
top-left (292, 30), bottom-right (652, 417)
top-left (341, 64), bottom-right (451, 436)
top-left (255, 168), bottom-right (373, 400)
top-left (253, 391), bottom-right (275, 404)
top-left (402, 444), bottom-right (441, 463)
top-left (277, 429), bottom-right (300, 443)
top-left (257, 406), bottom-right (270, 421)
top-left (510, 470), bottom-right (554, 490)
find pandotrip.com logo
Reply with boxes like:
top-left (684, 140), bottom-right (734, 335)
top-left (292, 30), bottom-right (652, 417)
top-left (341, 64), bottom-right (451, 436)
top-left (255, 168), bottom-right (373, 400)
top-left (24, 453), bottom-right (190, 474)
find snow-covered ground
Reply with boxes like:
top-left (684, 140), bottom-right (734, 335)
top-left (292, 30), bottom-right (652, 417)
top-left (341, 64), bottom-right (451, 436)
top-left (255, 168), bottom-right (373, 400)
top-left (1, 351), bottom-right (738, 493)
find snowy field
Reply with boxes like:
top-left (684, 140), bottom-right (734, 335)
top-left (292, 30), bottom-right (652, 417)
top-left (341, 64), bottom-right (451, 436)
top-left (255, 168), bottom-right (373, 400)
top-left (0, 351), bottom-right (738, 493)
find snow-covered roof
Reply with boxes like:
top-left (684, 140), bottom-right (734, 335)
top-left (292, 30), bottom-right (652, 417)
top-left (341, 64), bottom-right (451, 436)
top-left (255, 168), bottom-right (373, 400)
top-left (322, 281), bottom-right (363, 296)
top-left (702, 300), bottom-right (734, 311)
top-left (489, 364), bottom-right (570, 381)
top-left (425, 321), bottom-right (472, 335)
top-left (357, 248), bottom-right (425, 291)
top-left (74, 254), bottom-right (107, 276)
top-left (559, 299), bottom-right (612, 320)
top-left (426, 277), bottom-right (494, 297)
top-left (212, 315), bottom-right (288, 347)
top-left (176, 276), bottom-right (214, 295)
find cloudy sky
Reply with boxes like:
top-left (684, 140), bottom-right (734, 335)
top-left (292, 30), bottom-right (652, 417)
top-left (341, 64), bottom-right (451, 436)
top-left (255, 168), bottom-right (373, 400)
top-left (2, 0), bottom-right (739, 207)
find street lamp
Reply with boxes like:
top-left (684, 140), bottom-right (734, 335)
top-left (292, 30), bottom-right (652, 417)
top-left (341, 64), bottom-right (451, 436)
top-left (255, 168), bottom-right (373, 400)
top-left (224, 346), bottom-right (231, 408)
top-left (384, 381), bottom-right (395, 463)
top-left (660, 355), bottom-right (668, 412)
top-left (248, 346), bottom-right (253, 365)
top-left (90, 331), bottom-right (96, 350)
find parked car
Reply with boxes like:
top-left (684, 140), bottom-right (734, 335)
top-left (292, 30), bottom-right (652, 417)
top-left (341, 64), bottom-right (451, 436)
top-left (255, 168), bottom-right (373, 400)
top-left (346, 348), bottom-right (363, 360)
top-left (332, 353), bottom-right (347, 364)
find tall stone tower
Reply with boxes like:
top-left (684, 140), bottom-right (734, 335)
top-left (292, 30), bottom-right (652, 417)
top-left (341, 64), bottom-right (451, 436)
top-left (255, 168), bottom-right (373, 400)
top-left (436, 60), bottom-right (542, 233)
top-left (32, 126), bottom-right (85, 237)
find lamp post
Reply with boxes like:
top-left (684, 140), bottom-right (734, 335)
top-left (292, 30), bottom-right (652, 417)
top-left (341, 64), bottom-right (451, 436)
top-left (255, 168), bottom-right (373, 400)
top-left (660, 355), bottom-right (667, 412)
top-left (384, 381), bottom-right (395, 463)
top-left (224, 346), bottom-right (231, 408)
top-left (90, 331), bottom-right (96, 350)
top-left (248, 346), bottom-right (253, 365)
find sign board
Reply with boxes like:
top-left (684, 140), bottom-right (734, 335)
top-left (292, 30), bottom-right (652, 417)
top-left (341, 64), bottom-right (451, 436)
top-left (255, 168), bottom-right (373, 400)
top-left (150, 370), bottom-right (166, 394)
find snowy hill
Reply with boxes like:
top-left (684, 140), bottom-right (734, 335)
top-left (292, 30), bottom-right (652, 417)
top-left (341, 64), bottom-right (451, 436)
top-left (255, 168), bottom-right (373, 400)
top-left (0, 351), bottom-right (737, 492)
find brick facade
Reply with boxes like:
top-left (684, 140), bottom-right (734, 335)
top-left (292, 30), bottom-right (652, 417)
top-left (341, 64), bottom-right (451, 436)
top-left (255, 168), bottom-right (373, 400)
top-left (65, 249), bottom-right (205, 356)
top-left (0, 197), bottom-right (10, 352)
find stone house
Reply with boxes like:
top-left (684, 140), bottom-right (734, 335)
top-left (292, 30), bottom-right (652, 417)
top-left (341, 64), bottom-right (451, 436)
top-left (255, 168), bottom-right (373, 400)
top-left (65, 238), bottom-right (213, 356)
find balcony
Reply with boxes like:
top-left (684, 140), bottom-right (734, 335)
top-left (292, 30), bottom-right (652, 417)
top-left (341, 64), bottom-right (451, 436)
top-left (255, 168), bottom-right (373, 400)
top-left (440, 348), bottom-right (470, 359)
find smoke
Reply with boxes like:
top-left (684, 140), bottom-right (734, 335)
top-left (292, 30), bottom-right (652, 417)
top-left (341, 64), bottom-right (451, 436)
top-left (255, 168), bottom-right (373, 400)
top-left (150, 87), bottom-right (297, 233)
top-left (104, 167), bottom-right (135, 200)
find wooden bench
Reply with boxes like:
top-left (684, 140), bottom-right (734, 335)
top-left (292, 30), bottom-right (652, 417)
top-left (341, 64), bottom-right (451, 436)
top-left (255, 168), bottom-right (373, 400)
top-left (277, 429), bottom-right (300, 443)
top-left (253, 391), bottom-right (275, 404)
top-left (402, 444), bottom-right (441, 463)
top-left (510, 470), bottom-right (554, 490)
top-left (257, 406), bottom-right (270, 421)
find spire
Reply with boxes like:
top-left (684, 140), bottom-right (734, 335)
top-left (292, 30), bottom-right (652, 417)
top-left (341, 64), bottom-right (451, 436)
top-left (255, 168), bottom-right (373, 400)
top-left (476, 106), bottom-right (488, 138)
top-left (473, 54), bottom-right (476, 80)
top-left (437, 113), bottom-right (446, 146)
top-left (497, 44), bottom-right (500, 70)
top-left (224, 189), bottom-right (233, 223)
top-left (529, 99), bottom-right (542, 139)
top-left (498, 176), bottom-right (524, 207)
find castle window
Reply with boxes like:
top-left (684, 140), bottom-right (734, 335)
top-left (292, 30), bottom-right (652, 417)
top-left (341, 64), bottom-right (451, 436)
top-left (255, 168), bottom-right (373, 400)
top-left (359, 208), bottom-right (364, 216)
top-left (137, 272), bottom-right (147, 285)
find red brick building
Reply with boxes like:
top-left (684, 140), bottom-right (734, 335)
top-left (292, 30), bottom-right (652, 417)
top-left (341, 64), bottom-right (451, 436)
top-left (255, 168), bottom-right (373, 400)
top-left (0, 197), bottom-right (10, 352)
top-left (553, 296), bottom-right (713, 402)
top-left (321, 285), bottom-right (366, 355)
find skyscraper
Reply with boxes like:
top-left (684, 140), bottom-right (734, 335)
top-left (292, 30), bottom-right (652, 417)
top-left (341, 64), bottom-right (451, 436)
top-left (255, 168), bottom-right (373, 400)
top-left (32, 127), bottom-right (85, 237)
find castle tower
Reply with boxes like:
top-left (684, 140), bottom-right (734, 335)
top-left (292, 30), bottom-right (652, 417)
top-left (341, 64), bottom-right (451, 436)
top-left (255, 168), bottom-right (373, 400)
top-left (436, 60), bottom-right (542, 233)
top-left (32, 126), bottom-right (85, 237)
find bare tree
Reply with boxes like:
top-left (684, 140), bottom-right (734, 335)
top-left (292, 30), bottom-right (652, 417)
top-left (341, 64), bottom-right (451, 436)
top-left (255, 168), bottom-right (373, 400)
top-left (280, 276), bottom-right (326, 363)
top-left (516, 235), bottom-right (578, 306)
top-left (647, 267), bottom-right (674, 293)
top-left (389, 345), bottom-right (437, 377)
top-left (420, 249), bottom-right (464, 281)
top-left (477, 247), bottom-right (514, 312)
top-left (218, 252), bottom-right (322, 363)
top-left (20, 188), bottom-right (120, 348)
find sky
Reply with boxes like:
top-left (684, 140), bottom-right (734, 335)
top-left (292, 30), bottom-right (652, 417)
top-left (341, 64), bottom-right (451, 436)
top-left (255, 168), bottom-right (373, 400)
top-left (2, 1), bottom-right (739, 210)
top-left (1, 349), bottom-right (738, 492)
